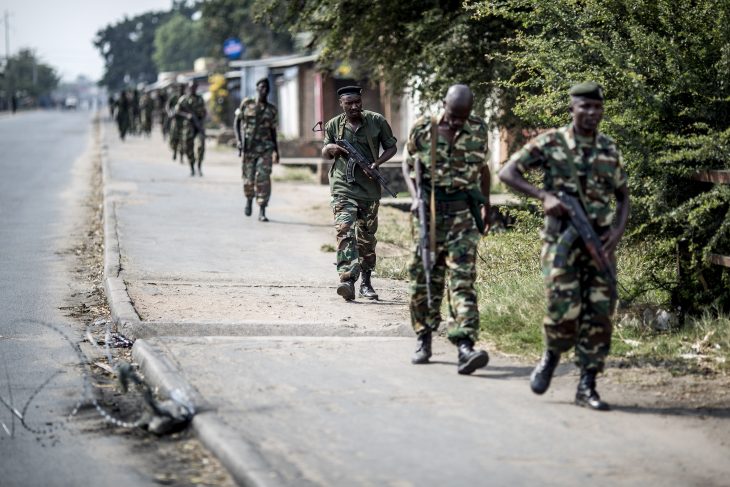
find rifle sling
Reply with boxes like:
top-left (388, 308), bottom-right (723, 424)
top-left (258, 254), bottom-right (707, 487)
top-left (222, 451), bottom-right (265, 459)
top-left (556, 129), bottom-right (591, 215)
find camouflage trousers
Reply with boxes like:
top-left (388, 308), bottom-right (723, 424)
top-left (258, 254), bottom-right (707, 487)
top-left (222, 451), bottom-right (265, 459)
top-left (183, 125), bottom-right (205, 166)
top-left (331, 195), bottom-right (379, 282)
top-left (169, 118), bottom-right (183, 156)
top-left (541, 240), bottom-right (615, 372)
top-left (243, 150), bottom-right (273, 206)
top-left (408, 209), bottom-right (481, 344)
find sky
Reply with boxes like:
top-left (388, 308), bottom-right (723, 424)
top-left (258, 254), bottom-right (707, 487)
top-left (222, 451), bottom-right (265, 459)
top-left (1, 0), bottom-right (174, 82)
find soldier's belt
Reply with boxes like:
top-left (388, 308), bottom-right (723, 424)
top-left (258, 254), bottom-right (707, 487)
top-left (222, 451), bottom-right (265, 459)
top-left (433, 200), bottom-right (469, 212)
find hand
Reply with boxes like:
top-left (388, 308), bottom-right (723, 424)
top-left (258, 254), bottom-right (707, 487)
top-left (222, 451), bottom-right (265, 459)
top-left (272, 151), bottom-right (280, 165)
top-left (601, 228), bottom-right (622, 256)
top-left (325, 143), bottom-right (348, 158)
top-left (236, 141), bottom-right (243, 152)
top-left (480, 205), bottom-right (491, 235)
top-left (410, 199), bottom-right (419, 214)
top-left (542, 193), bottom-right (569, 217)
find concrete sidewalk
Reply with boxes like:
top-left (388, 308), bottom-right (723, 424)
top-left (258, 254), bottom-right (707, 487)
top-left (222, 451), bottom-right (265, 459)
top-left (102, 123), bottom-right (730, 487)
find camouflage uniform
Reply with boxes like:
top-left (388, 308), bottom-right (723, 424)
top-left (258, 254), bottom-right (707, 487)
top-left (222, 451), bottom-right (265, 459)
top-left (167, 93), bottom-right (183, 157)
top-left (507, 123), bottom-right (627, 372)
top-left (176, 93), bottom-right (206, 167)
top-left (405, 114), bottom-right (489, 344)
top-left (323, 111), bottom-right (397, 283)
top-left (239, 98), bottom-right (278, 206)
top-left (140, 93), bottom-right (153, 135)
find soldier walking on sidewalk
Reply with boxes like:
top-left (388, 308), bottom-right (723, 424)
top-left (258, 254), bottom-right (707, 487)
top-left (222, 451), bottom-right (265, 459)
top-left (175, 81), bottom-right (207, 177)
top-left (402, 84), bottom-right (491, 375)
top-left (498, 82), bottom-right (630, 410)
top-left (235, 78), bottom-right (279, 222)
top-left (322, 86), bottom-right (397, 302)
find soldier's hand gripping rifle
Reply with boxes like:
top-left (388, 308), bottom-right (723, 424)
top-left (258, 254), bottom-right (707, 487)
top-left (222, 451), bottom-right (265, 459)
top-left (414, 158), bottom-right (435, 306)
top-left (557, 191), bottom-right (617, 300)
top-left (335, 139), bottom-right (398, 197)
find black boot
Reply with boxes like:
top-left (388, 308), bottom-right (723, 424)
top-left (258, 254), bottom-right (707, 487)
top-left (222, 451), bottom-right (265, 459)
top-left (189, 161), bottom-right (195, 176)
top-left (530, 350), bottom-right (560, 395)
top-left (359, 270), bottom-right (378, 300)
top-left (456, 339), bottom-right (489, 375)
top-left (336, 279), bottom-right (355, 301)
top-left (411, 331), bottom-right (432, 364)
top-left (575, 369), bottom-right (610, 411)
top-left (244, 198), bottom-right (253, 216)
top-left (172, 149), bottom-right (177, 161)
top-left (197, 162), bottom-right (203, 177)
top-left (258, 205), bottom-right (269, 222)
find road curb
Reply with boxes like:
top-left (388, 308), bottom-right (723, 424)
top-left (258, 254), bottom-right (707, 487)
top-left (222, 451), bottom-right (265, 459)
top-left (99, 119), bottom-right (142, 334)
top-left (132, 339), bottom-right (286, 487)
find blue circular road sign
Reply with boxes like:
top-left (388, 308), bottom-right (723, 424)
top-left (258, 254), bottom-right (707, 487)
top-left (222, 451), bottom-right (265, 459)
top-left (223, 38), bottom-right (245, 60)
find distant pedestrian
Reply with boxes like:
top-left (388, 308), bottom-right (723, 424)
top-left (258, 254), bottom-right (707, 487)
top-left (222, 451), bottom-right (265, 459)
top-left (140, 92), bottom-right (153, 136)
top-left (175, 81), bottom-right (206, 176)
top-left (235, 78), bottom-right (279, 222)
top-left (402, 84), bottom-right (491, 375)
top-left (10, 94), bottom-right (17, 114)
top-left (115, 91), bottom-right (131, 141)
top-left (321, 86), bottom-right (397, 301)
top-left (498, 82), bottom-right (630, 410)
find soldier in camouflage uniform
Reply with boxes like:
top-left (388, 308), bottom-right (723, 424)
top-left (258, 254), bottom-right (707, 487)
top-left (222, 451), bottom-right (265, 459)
top-left (140, 92), bottom-right (153, 136)
top-left (403, 84), bottom-right (491, 375)
top-left (499, 82), bottom-right (630, 410)
top-left (322, 86), bottom-right (397, 301)
top-left (175, 81), bottom-right (207, 177)
top-left (235, 78), bottom-right (279, 222)
top-left (167, 84), bottom-right (186, 163)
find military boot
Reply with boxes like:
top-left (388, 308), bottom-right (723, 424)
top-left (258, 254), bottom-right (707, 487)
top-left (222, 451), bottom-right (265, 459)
top-left (456, 339), bottom-right (489, 375)
top-left (411, 331), bottom-right (432, 364)
top-left (575, 369), bottom-right (610, 411)
top-left (336, 279), bottom-right (355, 301)
top-left (359, 270), bottom-right (378, 300)
top-left (172, 149), bottom-right (177, 161)
top-left (244, 197), bottom-right (253, 217)
top-left (530, 350), bottom-right (560, 395)
top-left (189, 162), bottom-right (195, 177)
top-left (258, 205), bottom-right (269, 222)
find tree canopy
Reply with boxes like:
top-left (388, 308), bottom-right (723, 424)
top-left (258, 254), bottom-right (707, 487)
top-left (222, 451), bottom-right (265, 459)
top-left (2, 48), bottom-right (59, 100)
top-left (201, 0), bottom-right (294, 59)
top-left (94, 2), bottom-right (200, 91)
top-left (153, 13), bottom-right (214, 72)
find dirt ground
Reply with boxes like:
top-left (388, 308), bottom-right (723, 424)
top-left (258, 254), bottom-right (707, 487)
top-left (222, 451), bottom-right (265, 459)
top-left (60, 121), bottom-right (234, 487)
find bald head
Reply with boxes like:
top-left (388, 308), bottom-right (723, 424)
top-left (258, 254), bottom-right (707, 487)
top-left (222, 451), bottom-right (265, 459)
top-left (445, 84), bottom-right (474, 110)
top-left (442, 84), bottom-right (473, 130)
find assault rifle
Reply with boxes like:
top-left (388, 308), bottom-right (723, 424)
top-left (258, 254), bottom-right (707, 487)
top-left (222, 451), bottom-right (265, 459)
top-left (557, 191), bottom-right (617, 299)
top-left (414, 158), bottom-right (435, 306)
top-left (335, 139), bottom-right (398, 198)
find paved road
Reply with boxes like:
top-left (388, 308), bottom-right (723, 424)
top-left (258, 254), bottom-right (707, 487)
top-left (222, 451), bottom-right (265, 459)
top-left (0, 111), bottom-right (149, 486)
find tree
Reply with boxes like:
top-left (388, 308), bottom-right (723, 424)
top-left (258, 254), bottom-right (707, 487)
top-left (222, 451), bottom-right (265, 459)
top-left (201, 0), bottom-right (294, 60)
top-left (94, 3), bottom-right (200, 91)
top-left (478, 0), bottom-right (730, 311)
top-left (153, 13), bottom-right (214, 72)
top-left (3, 48), bottom-right (59, 101)
top-left (254, 1), bottom-right (517, 119)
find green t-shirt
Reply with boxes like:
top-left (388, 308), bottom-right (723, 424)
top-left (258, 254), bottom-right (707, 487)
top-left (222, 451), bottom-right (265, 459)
top-left (323, 110), bottom-right (397, 201)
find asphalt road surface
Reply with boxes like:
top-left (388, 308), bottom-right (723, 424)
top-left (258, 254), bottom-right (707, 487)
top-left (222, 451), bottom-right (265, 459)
top-left (0, 110), bottom-right (150, 486)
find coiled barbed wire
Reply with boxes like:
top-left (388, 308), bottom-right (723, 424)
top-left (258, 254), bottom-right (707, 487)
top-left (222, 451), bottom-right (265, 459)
top-left (0, 319), bottom-right (188, 437)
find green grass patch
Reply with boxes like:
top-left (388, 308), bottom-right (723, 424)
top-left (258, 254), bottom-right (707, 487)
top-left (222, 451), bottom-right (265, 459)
top-left (273, 166), bottom-right (316, 183)
top-left (320, 243), bottom-right (335, 253)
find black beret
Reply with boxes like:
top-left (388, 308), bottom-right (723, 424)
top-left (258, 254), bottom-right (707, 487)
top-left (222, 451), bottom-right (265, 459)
top-left (569, 82), bottom-right (604, 100)
top-left (337, 85), bottom-right (362, 97)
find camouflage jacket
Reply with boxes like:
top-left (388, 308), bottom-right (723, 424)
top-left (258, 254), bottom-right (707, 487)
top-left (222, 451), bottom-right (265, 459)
top-left (323, 110), bottom-right (397, 201)
top-left (507, 123), bottom-right (627, 228)
top-left (239, 98), bottom-right (277, 153)
top-left (175, 94), bottom-right (206, 126)
top-left (405, 112), bottom-right (489, 194)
